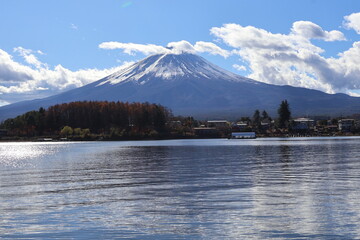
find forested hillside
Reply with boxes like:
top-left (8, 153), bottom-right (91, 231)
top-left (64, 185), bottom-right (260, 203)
top-left (0, 101), bottom-right (171, 138)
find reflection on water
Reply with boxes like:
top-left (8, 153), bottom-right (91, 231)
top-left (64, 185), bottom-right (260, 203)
top-left (1, 138), bottom-right (360, 239)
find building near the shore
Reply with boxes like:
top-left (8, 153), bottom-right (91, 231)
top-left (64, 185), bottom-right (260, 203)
top-left (231, 122), bottom-right (249, 131)
top-left (207, 120), bottom-right (229, 128)
top-left (293, 118), bottom-right (315, 131)
top-left (261, 122), bottom-right (271, 131)
top-left (194, 127), bottom-right (218, 137)
top-left (231, 132), bottom-right (256, 139)
top-left (338, 119), bottom-right (354, 132)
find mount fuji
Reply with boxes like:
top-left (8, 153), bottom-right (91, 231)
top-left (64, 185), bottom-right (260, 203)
top-left (1, 53), bottom-right (360, 121)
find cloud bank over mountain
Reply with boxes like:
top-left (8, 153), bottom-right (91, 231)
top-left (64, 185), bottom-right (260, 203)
top-left (99, 40), bottom-right (231, 57)
top-left (0, 48), bottom-right (133, 105)
top-left (210, 19), bottom-right (358, 94)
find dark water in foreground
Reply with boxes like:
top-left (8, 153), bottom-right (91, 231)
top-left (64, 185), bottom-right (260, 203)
top-left (1, 137), bottom-right (360, 239)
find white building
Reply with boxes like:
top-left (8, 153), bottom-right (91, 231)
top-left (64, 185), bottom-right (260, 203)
top-left (231, 132), bottom-right (256, 139)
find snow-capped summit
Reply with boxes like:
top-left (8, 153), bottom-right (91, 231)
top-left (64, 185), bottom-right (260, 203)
top-left (1, 53), bottom-right (360, 121)
top-left (97, 53), bottom-right (253, 86)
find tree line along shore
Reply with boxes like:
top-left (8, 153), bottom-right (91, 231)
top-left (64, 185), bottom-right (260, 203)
top-left (0, 100), bottom-right (360, 141)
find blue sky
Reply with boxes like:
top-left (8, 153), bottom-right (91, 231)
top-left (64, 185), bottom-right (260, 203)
top-left (0, 0), bottom-right (359, 105)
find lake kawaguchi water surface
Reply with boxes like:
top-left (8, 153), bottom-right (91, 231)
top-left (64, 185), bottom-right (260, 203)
top-left (1, 137), bottom-right (360, 239)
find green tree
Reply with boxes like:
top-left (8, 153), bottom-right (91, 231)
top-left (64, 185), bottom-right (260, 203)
top-left (331, 118), bottom-right (338, 125)
top-left (240, 117), bottom-right (251, 123)
top-left (277, 100), bottom-right (291, 129)
top-left (60, 126), bottom-right (73, 138)
top-left (73, 128), bottom-right (82, 136)
top-left (262, 110), bottom-right (270, 121)
top-left (252, 109), bottom-right (261, 130)
top-left (318, 119), bottom-right (328, 126)
top-left (81, 128), bottom-right (91, 138)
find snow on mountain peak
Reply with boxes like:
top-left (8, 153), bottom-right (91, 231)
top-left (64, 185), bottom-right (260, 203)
top-left (97, 53), bottom-right (253, 86)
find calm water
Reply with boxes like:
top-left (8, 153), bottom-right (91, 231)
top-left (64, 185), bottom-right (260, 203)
top-left (1, 137), bottom-right (360, 239)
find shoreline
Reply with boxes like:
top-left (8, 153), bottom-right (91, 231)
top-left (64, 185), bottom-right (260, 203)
top-left (1, 133), bottom-right (359, 143)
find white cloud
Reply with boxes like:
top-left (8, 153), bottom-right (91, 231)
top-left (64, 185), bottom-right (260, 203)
top-left (0, 48), bottom-right (132, 104)
top-left (13, 47), bottom-right (47, 69)
top-left (166, 40), bottom-right (196, 54)
top-left (194, 41), bottom-right (230, 58)
top-left (232, 64), bottom-right (246, 71)
top-left (211, 21), bottom-right (359, 93)
top-left (344, 12), bottom-right (360, 34)
top-left (291, 21), bottom-right (346, 41)
top-left (99, 42), bottom-right (169, 55)
top-left (70, 23), bottom-right (78, 30)
top-left (99, 40), bottom-right (230, 57)
top-left (211, 24), bottom-right (298, 52)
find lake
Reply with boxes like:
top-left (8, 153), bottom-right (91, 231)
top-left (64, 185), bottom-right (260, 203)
top-left (1, 137), bottom-right (360, 239)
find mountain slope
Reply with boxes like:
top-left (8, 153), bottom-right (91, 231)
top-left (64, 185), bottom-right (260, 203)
top-left (1, 53), bottom-right (360, 121)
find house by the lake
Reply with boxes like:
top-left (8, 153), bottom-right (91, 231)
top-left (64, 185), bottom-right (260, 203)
top-left (338, 119), bottom-right (354, 132)
top-left (293, 118), bottom-right (315, 131)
